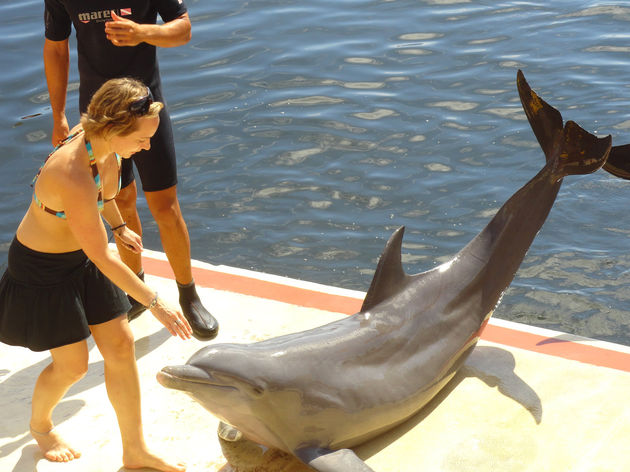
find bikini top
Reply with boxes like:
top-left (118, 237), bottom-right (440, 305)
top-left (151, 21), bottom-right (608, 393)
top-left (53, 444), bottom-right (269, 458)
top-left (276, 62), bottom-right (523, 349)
top-left (31, 129), bottom-right (121, 219)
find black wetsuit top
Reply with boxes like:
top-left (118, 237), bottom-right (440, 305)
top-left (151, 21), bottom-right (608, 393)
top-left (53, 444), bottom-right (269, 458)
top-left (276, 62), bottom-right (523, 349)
top-left (44, 0), bottom-right (187, 111)
top-left (44, 0), bottom-right (188, 192)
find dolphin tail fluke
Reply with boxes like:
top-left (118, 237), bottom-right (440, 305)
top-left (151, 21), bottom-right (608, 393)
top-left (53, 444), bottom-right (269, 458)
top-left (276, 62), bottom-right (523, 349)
top-left (517, 69), bottom-right (563, 163)
top-left (549, 119), bottom-right (611, 177)
top-left (295, 447), bottom-right (376, 472)
top-left (517, 69), bottom-right (611, 179)
top-left (603, 144), bottom-right (630, 179)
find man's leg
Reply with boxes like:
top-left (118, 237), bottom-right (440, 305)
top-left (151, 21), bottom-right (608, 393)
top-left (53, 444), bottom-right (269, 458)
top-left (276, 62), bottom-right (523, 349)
top-left (114, 181), bottom-right (143, 274)
top-left (30, 341), bottom-right (88, 462)
top-left (115, 104), bottom-right (217, 339)
top-left (115, 181), bottom-right (147, 321)
top-left (145, 185), bottom-right (219, 340)
top-left (91, 316), bottom-right (186, 472)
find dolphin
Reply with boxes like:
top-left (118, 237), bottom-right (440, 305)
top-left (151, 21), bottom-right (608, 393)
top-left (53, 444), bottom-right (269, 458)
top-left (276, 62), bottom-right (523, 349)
top-left (603, 143), bottom-right (630, 180)
top-left (157, 71), bottom-right (611, 472)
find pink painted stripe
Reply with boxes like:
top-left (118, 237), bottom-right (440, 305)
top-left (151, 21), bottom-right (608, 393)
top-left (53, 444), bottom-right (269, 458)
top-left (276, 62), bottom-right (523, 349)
top-left (480, 324), bottom-right (630, 373)
top-left (144, 255), bottom-right (630, 373)
top-left (144, 257), bottom-right (363, 315)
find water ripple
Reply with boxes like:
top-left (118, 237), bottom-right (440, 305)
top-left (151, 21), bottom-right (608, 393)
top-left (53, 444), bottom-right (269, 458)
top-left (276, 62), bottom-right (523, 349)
top-left (3, 0), bottom-right (630, 343)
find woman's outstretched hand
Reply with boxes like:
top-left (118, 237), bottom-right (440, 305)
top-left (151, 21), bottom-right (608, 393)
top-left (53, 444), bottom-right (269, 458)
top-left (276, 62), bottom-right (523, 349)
top-left (150, 298), bottom-right (193, 340)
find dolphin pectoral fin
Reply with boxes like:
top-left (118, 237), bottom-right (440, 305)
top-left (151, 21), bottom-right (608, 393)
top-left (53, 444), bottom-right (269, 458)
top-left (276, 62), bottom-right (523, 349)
top-left (603, 144), bottom-right (630, 179)
top-left (295, 447), bottom-right (376, 472)
top-left (360, 226), bottom-right (408, 312)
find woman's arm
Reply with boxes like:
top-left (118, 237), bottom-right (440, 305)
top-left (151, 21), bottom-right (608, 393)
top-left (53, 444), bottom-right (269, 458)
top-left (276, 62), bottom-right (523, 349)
top-left (61, 174), bottom-right (191, 338)
top-left (102, 199), bottom-right (143, 254)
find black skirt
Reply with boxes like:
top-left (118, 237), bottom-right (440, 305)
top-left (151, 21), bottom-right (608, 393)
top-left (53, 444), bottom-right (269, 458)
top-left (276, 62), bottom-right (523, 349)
top-left (0, 237), bottom-right (131, 352)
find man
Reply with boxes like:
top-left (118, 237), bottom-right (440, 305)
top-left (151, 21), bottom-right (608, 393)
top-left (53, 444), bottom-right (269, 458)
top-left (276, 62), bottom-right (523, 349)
top-left (43, 0), bottom-right (218, 341)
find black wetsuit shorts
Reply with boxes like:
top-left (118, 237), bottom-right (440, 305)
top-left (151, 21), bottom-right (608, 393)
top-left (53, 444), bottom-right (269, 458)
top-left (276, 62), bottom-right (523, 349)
top-left (119, 103), bottom-right (178, 192)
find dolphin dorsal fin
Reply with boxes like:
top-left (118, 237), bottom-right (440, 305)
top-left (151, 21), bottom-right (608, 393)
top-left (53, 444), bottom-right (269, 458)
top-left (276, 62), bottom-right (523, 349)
top-left (360, 226), bottom-right (408, 312)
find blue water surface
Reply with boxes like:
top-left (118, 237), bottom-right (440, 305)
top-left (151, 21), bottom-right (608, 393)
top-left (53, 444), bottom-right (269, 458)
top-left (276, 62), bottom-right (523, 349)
top-left (1, 0), bottom-right (630, 344)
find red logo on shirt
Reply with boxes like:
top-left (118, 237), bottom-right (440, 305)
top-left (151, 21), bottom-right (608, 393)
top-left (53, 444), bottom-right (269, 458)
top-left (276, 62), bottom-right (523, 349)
top-left (77, 8), bottom-right (132, 24)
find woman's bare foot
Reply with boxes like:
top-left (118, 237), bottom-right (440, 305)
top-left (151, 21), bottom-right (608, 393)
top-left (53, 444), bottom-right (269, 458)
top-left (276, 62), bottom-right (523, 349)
top-left (123, 449), bottom-right (186, 472)
top-left (30, 425), bottom-right (81, 462)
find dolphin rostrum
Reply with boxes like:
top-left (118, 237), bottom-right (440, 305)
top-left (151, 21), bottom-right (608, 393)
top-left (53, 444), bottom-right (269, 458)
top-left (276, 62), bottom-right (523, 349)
top-left (157, 71), bottom-right (611, 472)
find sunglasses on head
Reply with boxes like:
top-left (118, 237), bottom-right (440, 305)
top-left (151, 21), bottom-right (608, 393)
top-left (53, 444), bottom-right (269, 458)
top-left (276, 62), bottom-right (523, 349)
top-left (129, 87), bottom-right (154, 116)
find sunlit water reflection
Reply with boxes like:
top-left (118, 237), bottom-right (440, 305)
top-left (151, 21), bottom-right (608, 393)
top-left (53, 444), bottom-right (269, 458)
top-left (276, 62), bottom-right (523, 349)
top-left (2, 1), bottom-right (630, 344)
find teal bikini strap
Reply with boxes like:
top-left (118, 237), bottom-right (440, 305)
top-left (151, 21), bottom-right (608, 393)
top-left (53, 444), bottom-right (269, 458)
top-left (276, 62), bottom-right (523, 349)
top-left (85, 140), bottom-right (104, 212)
top-left (31, 130), bottom-right (83, 188)
top-left (31, 130), bottom-right (85, 219)
top-left (31, 132), bottom-right (106, 218)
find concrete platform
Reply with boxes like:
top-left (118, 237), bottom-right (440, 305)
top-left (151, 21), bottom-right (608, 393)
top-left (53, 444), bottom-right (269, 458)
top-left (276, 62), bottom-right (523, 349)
top-left (1, 248), bottom-right (630, 471)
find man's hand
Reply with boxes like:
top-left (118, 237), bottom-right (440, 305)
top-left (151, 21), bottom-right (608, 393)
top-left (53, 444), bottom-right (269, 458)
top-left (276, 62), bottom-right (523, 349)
top-left (52, 114), bottom-right (70, 147)
top-left (105, 11), bottom-right (145, 47)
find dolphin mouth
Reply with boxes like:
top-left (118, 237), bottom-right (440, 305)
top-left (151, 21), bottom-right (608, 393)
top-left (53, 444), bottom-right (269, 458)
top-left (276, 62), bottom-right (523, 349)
top-left (157, 364), bottom-right (231, 391)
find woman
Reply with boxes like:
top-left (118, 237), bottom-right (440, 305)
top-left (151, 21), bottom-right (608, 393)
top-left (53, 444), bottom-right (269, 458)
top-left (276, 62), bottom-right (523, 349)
top-left (0, 78), bottom-right (192, 472)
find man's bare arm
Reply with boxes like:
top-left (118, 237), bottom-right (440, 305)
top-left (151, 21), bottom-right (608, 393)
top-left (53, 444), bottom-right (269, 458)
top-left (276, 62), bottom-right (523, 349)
top-left (43, 38), bottom-right (70, 145)
top-left (104, 12), bottom-right (191, 48)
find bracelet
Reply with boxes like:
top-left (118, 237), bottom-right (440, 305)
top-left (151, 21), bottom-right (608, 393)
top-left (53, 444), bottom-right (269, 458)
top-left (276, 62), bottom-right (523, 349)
top-left (147, 292), bottom-right (159, 310)
top-left (111, 222), bottom-right (127, 232)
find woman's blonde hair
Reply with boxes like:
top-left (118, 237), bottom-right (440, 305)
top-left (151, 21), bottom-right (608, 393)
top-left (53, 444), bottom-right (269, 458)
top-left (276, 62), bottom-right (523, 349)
top-left (80, 77), bottom-right (164, 140)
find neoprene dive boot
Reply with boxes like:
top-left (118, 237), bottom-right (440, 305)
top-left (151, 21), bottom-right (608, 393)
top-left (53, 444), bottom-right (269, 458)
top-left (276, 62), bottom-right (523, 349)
top-left (178, 280), bottom-right (219, 341)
